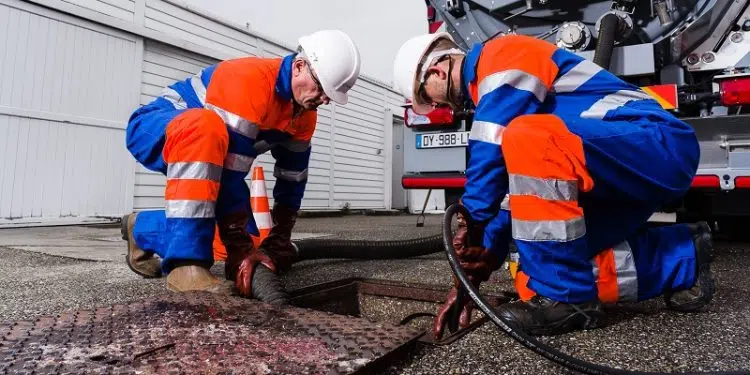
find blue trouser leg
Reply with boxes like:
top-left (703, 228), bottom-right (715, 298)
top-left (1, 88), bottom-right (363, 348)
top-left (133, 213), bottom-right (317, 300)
top-left (504, 114), bottom-right (700, 303)
top-left (131, 138), bottom-right (261, 262)
top-left (583, 196), bottom-right (697, 302)
top-left (126, 98), bottom-right (178, 262)
top-left (627, 224), bottom-right (697, 301)
top-left (125, 99), bottom-right (230, 273)
top-left (132, 210), bottom-right (168, 259)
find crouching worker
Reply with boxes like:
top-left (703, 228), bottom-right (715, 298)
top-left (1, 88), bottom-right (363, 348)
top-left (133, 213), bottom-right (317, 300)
top-left (392, 32), bottom-right (715, 338)
top-left (122, 30), bottom-right (361, 297)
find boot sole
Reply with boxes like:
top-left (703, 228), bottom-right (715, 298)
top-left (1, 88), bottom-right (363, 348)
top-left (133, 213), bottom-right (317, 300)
top-left (167, 280), bottom-right (237, 295)
top-left (122, 214), bottom-right (162, 279)
top-left (521, 310), bottom-right (606, 336)
top-left (665, 266), bottom-right (716, 312)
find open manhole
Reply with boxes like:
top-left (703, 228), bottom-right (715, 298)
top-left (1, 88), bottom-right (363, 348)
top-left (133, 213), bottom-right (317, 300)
top-left (289, 278), bottom-right (517, 346)
top-left (0, 280), bottom-right (516, 374)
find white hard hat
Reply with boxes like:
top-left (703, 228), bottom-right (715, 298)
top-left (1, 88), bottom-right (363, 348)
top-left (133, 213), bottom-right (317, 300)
top-left (393, 32), bottom-right (464, 114)
top-left (298, 30), bottom-right (361, 105)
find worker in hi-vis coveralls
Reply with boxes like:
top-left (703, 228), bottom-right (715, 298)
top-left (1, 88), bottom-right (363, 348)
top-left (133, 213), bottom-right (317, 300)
top-left (122, 30), bottom-right (361, 298)
top-left (393, 32), bottom-right (715, 338)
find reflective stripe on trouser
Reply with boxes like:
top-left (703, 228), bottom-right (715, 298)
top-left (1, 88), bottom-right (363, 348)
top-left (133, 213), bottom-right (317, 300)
top-left (127, 107), bottom-right (228, 272)
top-left (127, 102), bottom-right (263, 269)
top-left (160, 109), bottom-right (228, 271)
top-left (504, 114), bottom-right (698, 303)
top-left (514, 224), bottom-right (696, 303)
top-left (502, 114), bottom-right (595, 303)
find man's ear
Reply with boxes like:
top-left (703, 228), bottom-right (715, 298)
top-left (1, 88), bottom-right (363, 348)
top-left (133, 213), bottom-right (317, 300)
top-left (292, 59), bottom-right (305, 77)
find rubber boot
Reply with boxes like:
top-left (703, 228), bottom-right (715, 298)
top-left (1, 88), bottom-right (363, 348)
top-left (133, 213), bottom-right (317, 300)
top-left (664, 221), bottom-right (716, 312)
top-left (166, 263), bottom-right (235, 295)
top-left (497, 295), bottom-right (606, 336)
top-left (217, 213), bottom-right (253, 282)
top-left (121, 213), bottom-right (161, 278)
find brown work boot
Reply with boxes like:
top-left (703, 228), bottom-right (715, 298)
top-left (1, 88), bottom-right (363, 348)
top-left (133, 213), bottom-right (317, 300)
top-left (217, 213), bottom-right (254, 281)
top-left (121, 213), bottom-right (161, 278)
top-left (497, 295), bottom-right (606, 336)
top-left (166, 263), bottom-right (235, 295)
top-left (664, 222), bottom-right (716, 312)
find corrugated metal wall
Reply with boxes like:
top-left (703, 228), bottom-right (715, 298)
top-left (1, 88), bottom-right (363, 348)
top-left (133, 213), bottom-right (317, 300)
top-left (0, 0), bottom-right (139, 224)
top-left (2, 0), bottom-right (403, 224)
top-left (332, 80), bottom-right (388, 208)
top-left (143, 0), bottom-right (258, 56)
top-left (63, 0), bottom-right (135, 21)
top-left (133, 40), bottom-right (218, 211)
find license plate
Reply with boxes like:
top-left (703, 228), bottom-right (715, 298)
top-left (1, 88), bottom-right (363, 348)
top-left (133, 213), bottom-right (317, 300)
top-left (416, 131), bottom-right (469, 149)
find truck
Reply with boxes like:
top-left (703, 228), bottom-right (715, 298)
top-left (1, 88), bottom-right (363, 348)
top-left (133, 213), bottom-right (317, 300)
top-left (401, 0), bottom-right (750, 237)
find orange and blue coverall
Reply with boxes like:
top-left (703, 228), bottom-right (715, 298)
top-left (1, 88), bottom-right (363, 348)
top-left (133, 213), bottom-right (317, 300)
top-left (460, 35), bottom-right (700, 304)
top-left (125, 54), bottom-right (316, 273)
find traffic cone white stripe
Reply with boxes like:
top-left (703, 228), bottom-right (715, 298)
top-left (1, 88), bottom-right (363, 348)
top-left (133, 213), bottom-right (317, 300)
top-left (253, 211), bottom-right (273, 230)
top-left (250, 166), bottom-right (272, 248)
top-left (251, 180), bottom-right (267, 199)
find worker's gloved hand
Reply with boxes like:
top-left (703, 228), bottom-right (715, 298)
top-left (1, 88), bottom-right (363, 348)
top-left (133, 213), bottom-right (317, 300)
top-left (259, 203), bottom-right (299, 272)
top-left (433, 207), bottom-right (500, 339)
top-left (235, 250), bottom-right (278, 297)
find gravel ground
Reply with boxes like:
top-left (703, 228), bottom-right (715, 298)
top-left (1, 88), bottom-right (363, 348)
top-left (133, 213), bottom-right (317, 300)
top-left (1, 214), bottom-right (749, 374)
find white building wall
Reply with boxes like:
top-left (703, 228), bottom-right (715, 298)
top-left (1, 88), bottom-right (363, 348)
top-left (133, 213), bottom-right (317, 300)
top-left (0, 0), bottom-right (140, 226)
top-left (0, 0), bottom-right (404, 225)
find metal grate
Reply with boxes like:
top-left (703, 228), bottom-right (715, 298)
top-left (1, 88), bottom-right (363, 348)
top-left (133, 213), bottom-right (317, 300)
top-left (0, 292), bottom-right (422, 374)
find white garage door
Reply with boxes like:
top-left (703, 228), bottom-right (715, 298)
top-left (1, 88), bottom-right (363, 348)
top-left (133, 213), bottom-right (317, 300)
top-left (0, 0), bottom-right (140, 225)
top-left (332, 80), bottom-right (388, 209)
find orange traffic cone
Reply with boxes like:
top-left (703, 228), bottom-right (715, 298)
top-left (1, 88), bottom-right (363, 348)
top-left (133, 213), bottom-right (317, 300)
top-left (212, 225), bottom-right (227, 261)
top-left (250, 166), bottom-right (272, 248)
top-left (211, 166), bottom-right (273, 261)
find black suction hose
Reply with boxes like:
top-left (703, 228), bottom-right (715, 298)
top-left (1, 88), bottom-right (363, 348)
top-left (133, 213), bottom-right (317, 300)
top-left (442, 203), bottom-right (750, 375)
top-left (250, 234), bottom-right (444, 304)
top-left (292, 234), bottom-right (444, 260)
top-left (251, 266), bottom-right (289, 305)
top-left (594, 13), bottom-right (620, 70)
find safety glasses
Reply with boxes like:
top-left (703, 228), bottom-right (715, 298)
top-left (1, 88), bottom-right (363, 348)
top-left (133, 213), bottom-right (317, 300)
top-left (308, 63), bottom-right (324, 95)
top-left (416, 54), bottom-right (453, 105)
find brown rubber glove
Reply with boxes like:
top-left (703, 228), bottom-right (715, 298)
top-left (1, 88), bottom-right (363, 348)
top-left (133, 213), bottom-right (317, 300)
top-left (259, 203), bottom-right (299, 272)
top-left (235, 250), bottom-right (278, 297)
top-left (433, 209), bottom-right (500, 339)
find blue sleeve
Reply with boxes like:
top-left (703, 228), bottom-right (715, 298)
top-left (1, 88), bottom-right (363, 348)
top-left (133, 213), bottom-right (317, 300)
top-left (462, 83), bottom-right (547, 224)
top-left (271, 139), bottom-right (311, 210)
top-left (484, 209), bottom-right (512, 257)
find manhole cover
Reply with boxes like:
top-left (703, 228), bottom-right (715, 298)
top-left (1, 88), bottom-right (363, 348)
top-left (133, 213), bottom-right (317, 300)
top-left (0, 292), bottom-right (422, 374)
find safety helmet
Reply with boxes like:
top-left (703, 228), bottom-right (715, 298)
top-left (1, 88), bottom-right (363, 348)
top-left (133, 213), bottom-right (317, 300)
top-left (392, 32), bottom-right (464, 114)
top-left (298, 30), bottom-right (361, 105)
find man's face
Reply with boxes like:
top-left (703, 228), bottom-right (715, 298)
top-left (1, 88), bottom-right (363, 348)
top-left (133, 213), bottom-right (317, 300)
top-left (418, 59), bottom-right (452, 110)
top-left (291, 59), bottom-right (330, 110)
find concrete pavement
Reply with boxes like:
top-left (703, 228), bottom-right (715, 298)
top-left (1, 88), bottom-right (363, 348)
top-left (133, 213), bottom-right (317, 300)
top-left (1, 214), bottom-right (749, 374)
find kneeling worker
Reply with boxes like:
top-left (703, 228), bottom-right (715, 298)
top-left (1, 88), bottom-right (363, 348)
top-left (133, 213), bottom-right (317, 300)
top-left (392, 32), bottom-right (715, 338)
top-left (122, 30), bottom-right (361, 297)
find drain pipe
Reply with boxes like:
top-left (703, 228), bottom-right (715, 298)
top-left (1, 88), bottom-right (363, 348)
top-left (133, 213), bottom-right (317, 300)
top-left (292, 234), bottom-right (444, 260)
top-left (250, 234), bottom-right (445, 304)
top-left (593, 12), bottom-right (621, 70)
